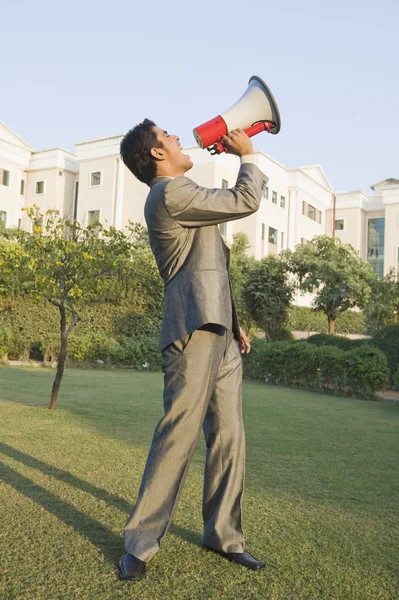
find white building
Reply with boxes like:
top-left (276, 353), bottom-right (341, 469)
top-left (1, 121), bottom-right (398, 286)
top-left (0, 122), bottom-right (78, 231)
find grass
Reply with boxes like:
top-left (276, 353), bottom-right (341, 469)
top-left (0, 366), bottom-right (398, 600)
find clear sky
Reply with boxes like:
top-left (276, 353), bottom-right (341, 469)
top-left (1, 0), bottom-right (398, 192)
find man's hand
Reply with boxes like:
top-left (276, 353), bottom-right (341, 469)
top-left (221, 129), bottom-right (254, 157)
top-left (239, 327), bottom-right (251, 354)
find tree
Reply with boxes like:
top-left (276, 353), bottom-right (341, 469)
top-left (229, 233), bottom-right (256, 333)
top-left (243, 254), bottom-right (294, 340)
top-left (0, 208), bottom-right (140, 409)
top-left (364, 268), bottom-right (399, 332)
top-left (284, 235), bottom-right (374, 334)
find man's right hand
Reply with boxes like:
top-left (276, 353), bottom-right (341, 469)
top-left (221, 129), bottom-right (254, 157)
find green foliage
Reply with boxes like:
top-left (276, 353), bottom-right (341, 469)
top-left (394, 365), bottom-right (399, 392)
top-left (304, 333), bottom-right (369, 351)
top-left (364, 268), bottom-right (399, 333)
top-left (229, 233), bottom-right (256, 333)
top-left (39, 333), bottom-right (161, 370)
top-left (371, 324), bottom-right (399, 383)
top-left (243, 255), bottom-right (294, 340)
top-left (284, 235), bottom-right (374, 333)
top-left (108, 336), bottom-right (161, 370)
top-left (287, 306), bottom-right (366, 334)
top-left (0, 327), bottom-right (12, 362)
top-left (243, 339), bottom-right (389, 399)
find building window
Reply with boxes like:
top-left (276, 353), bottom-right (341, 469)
top-left (90, 171), bottom-right (102, 187)
top-left (219, 222), bottom-right (227, 236)
top-left (1, 169), bottom-right (10, 187)
top-left (221, 179), bottom-right (228, 189)
top-left (261, 223), bottom-right (265, 240)
top-left (20, 179), bottom-right (25, 195)
top-left (18, 218), bottom-right (22, 229)
top-left (280, 195), bottom-right (285, 209)
top-left (367, 217), bottom-right (385, 279)
top-left (0, 210), bottom-right (7, 228)
top-left (302, 200), bottom-right (322, 224)
top-left (88, 210), bottom-right (100, 225)
top-left (35, 181), bottom-right (45, 195)
top-left (272, 191), bottom-right (277, 204)
top-left (335, 219), bottom-right (344, 231)
top-left (268, 226), bottom-right (277, 245)
top-left (263, 186), bottom-right (269, 200)
top-left (281, 231), bottom-right (284, 248)
top-left (301, 237), bottom-right (314, 248)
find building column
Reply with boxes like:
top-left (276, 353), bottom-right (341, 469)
top-left (288, 188), bottom-right (297, 249)
top-left (114, 158), bottom-right (124, 229)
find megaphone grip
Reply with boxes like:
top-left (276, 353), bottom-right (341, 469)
top-left (216, 121), bottom-right (274, 154)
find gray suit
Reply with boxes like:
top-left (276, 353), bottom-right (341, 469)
top-left (123, 162), bottom-right (267, 562)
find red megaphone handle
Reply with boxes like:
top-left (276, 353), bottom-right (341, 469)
top-left (216, 121), bottom-right (273, 154)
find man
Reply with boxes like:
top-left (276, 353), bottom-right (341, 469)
top-left (118, 119), bottom-right (268, 581)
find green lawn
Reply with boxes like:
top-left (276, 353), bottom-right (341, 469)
top-left (0, 367), bottom-right (398, 600)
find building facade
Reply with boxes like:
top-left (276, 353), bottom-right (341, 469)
top-left (1, 121), bottom-right (398, 285)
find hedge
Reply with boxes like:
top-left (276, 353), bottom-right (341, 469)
top-left (243, 338), bottom-right (389, 399)
top-left (287, 306), bottom-right (366, 334)
top-left (371, 324), bottom-right (399, 384)
top-left (304, 333), bottom-right (370, 351)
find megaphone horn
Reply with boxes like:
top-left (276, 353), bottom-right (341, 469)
top-left (193, 76), bottom-right (281, 155)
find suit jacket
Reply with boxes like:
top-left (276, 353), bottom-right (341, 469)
top-left (144, 163), bottom-right (268, 351)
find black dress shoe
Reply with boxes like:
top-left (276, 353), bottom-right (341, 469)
top-left (118, 553), bottom-right (146, 581)
top-left (203, 545), bottom-right (266, 570)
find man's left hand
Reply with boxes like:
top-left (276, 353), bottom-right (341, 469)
top-left (239, 327), bottom-right (251, 354)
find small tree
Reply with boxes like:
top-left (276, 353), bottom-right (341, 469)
top-left (0, 208), bottom-right (140, 409)
top-left (364, 268), bottom-right (399, 332)
top-left (284, 235), bottom-right (374, 334)
top-left (229, 233), bottom-right (256, 333)
top-left (243, 255), bottom-right (294, 340)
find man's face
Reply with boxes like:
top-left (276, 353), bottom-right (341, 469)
top-left (152, 127), bottom-right (193, 173)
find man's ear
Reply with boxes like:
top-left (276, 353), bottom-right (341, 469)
top-left (150, 146), bottom-right (167, 161)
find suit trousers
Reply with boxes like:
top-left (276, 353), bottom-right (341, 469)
top-left (123, 324), bottom-right (246, 562)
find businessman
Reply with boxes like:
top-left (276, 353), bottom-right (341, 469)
top-left (118, 119), bottom-right (268, 580)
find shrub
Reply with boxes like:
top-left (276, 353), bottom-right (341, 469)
top-left (371, 324), bottom-right (399, 384)
top-left (244, 339), bottom-right (293, 381)
top-left (109, 336), bottom-right (161, 370)
top-left (243, 338), bottom-right (389, 399)
top-left (0, 327), bottom-right (12, 363)
top-left (305, 333), bottom-right (369, 351)
top-left (344, 345), bottom-right (390, 398)
top-left (394, 365), bottom-right (399, 392)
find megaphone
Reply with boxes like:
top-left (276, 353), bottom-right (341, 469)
top-left (193, 76), bottom-right (281, 155)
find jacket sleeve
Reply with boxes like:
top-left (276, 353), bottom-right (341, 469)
top-left (163, 163), bottom-right (268, 227)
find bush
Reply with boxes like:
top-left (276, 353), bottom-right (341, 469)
top-left (394, 365), bottom-right (399, 392)
top-left (39, 333), bottom-right (161, 370)
top-left (304, 333), bottom-right (369, 351)
top-left (287, 306), bottom-right (366, 334)
top-left (371, 324), bottom-right (399, 384)
top-left (243, 338), bottom-right (389, 399)
top-left (243, 339), bottom-right (293, 381)
top-left (0, 327), bottom-right (12, 362)
top-left (108, 336), bottom-right (161, 370)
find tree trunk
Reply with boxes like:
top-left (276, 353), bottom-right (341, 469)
top-left (49, 304), bottom-right (77, 410)
top-left (328, 315), bottom-right (336, 334)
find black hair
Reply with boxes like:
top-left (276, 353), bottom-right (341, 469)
top-left (120, 119), bottom-right (164, 186)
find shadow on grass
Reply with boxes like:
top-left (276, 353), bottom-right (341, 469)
top-left (0, 442), bottom-right (203, 560)
top-left (0, 461), bottom-right (122, 565)
top-left (0, 442), bottom-right (132, 513)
